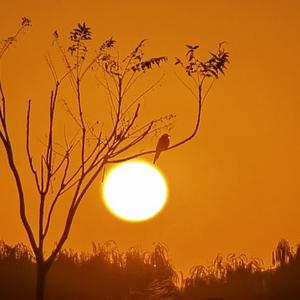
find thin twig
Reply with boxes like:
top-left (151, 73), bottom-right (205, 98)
top-left (122, 74), bottom-right (165, 117)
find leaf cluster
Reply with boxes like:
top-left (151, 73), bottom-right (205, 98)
top-left (175, 42), bottom-right (229, 79)
top-left (131, 56), bottom-right (168, 72)
top-left (0, 17), bottom-right (31, 60)
top-left (70, 22), bottom-right (92, 42)
top-left (21, 17), bottom-right (31, 27)
top-left (97, 39), bottom-right (167, 78)
top-left (68, 23), bottom-right (92, 57)
top-left (129, 40), bottom-right (167, 73)
top-left (99, 37), bottom-right (115, 51)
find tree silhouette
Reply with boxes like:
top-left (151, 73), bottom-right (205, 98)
top-left (0, 18), bottom-right (229, 300)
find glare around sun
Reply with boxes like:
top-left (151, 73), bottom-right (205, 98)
top-left (102, 161), bottom-right (168, 222)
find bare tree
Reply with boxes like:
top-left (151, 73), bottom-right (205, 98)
top-left (0, 18), bottom-right (229, 300)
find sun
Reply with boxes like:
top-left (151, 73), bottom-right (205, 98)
top-left (102, 161), bottom-right (168, 222)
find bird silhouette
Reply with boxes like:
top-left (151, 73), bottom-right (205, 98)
top-left (153, 134), bottom-right (170, 164)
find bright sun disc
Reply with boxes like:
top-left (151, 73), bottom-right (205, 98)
top-left (102, 161), bottom-right (168, 222)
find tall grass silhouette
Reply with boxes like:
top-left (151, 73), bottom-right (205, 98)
top-left (0, 239), bottom-right (299, 300)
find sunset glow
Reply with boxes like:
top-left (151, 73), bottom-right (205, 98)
top-left (102, 161), bottom-right (168, 222)
top-left (1, 0), bottom-right (300, 279)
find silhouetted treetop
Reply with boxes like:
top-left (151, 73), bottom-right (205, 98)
top-left (175, 42), bottom-right (229, 78)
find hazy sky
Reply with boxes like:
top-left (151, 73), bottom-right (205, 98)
top-left (1, 0), bottom-right (300, 274)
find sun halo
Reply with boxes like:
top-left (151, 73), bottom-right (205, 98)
top-left (102, 161), bottom-right (168, 222)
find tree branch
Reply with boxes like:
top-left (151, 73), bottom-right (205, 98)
top-left (43, 153), bottom-right (70, 238)
top-left (26, 100), bottom-right (41, 192)
top-left (107, 85), bottom-right (202, 163)
top-left (0, 85), bottom-right (38, 255)
top-left (46, 159), bottom-right (106, 266)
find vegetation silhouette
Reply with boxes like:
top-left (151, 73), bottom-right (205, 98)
top-left (0, 18), bottom-right (229, 300)
top-left (0, 239), bottom-right (299, 300)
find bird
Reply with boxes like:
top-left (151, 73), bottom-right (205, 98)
top-left (153, 134), bottom-right (170, 164)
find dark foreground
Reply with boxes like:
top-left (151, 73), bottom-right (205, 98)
top-left (0, 239), bottom-right (299, 300)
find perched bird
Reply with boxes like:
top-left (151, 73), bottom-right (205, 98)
top-left (153, 134), bottom-right (170, 164)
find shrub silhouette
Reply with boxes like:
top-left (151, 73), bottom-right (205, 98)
top-left (0, 239), bottom-right (300, 300)
top-left (182, 239), bottom-right (300, 300)
top-left (0, 241), bottom-right (35, 300)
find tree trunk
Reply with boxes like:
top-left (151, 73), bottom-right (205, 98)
top-left (36, 261), bottom-right (49, 300)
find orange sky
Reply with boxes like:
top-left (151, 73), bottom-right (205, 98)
top-left (1, 0), bottom-right (300, 274)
